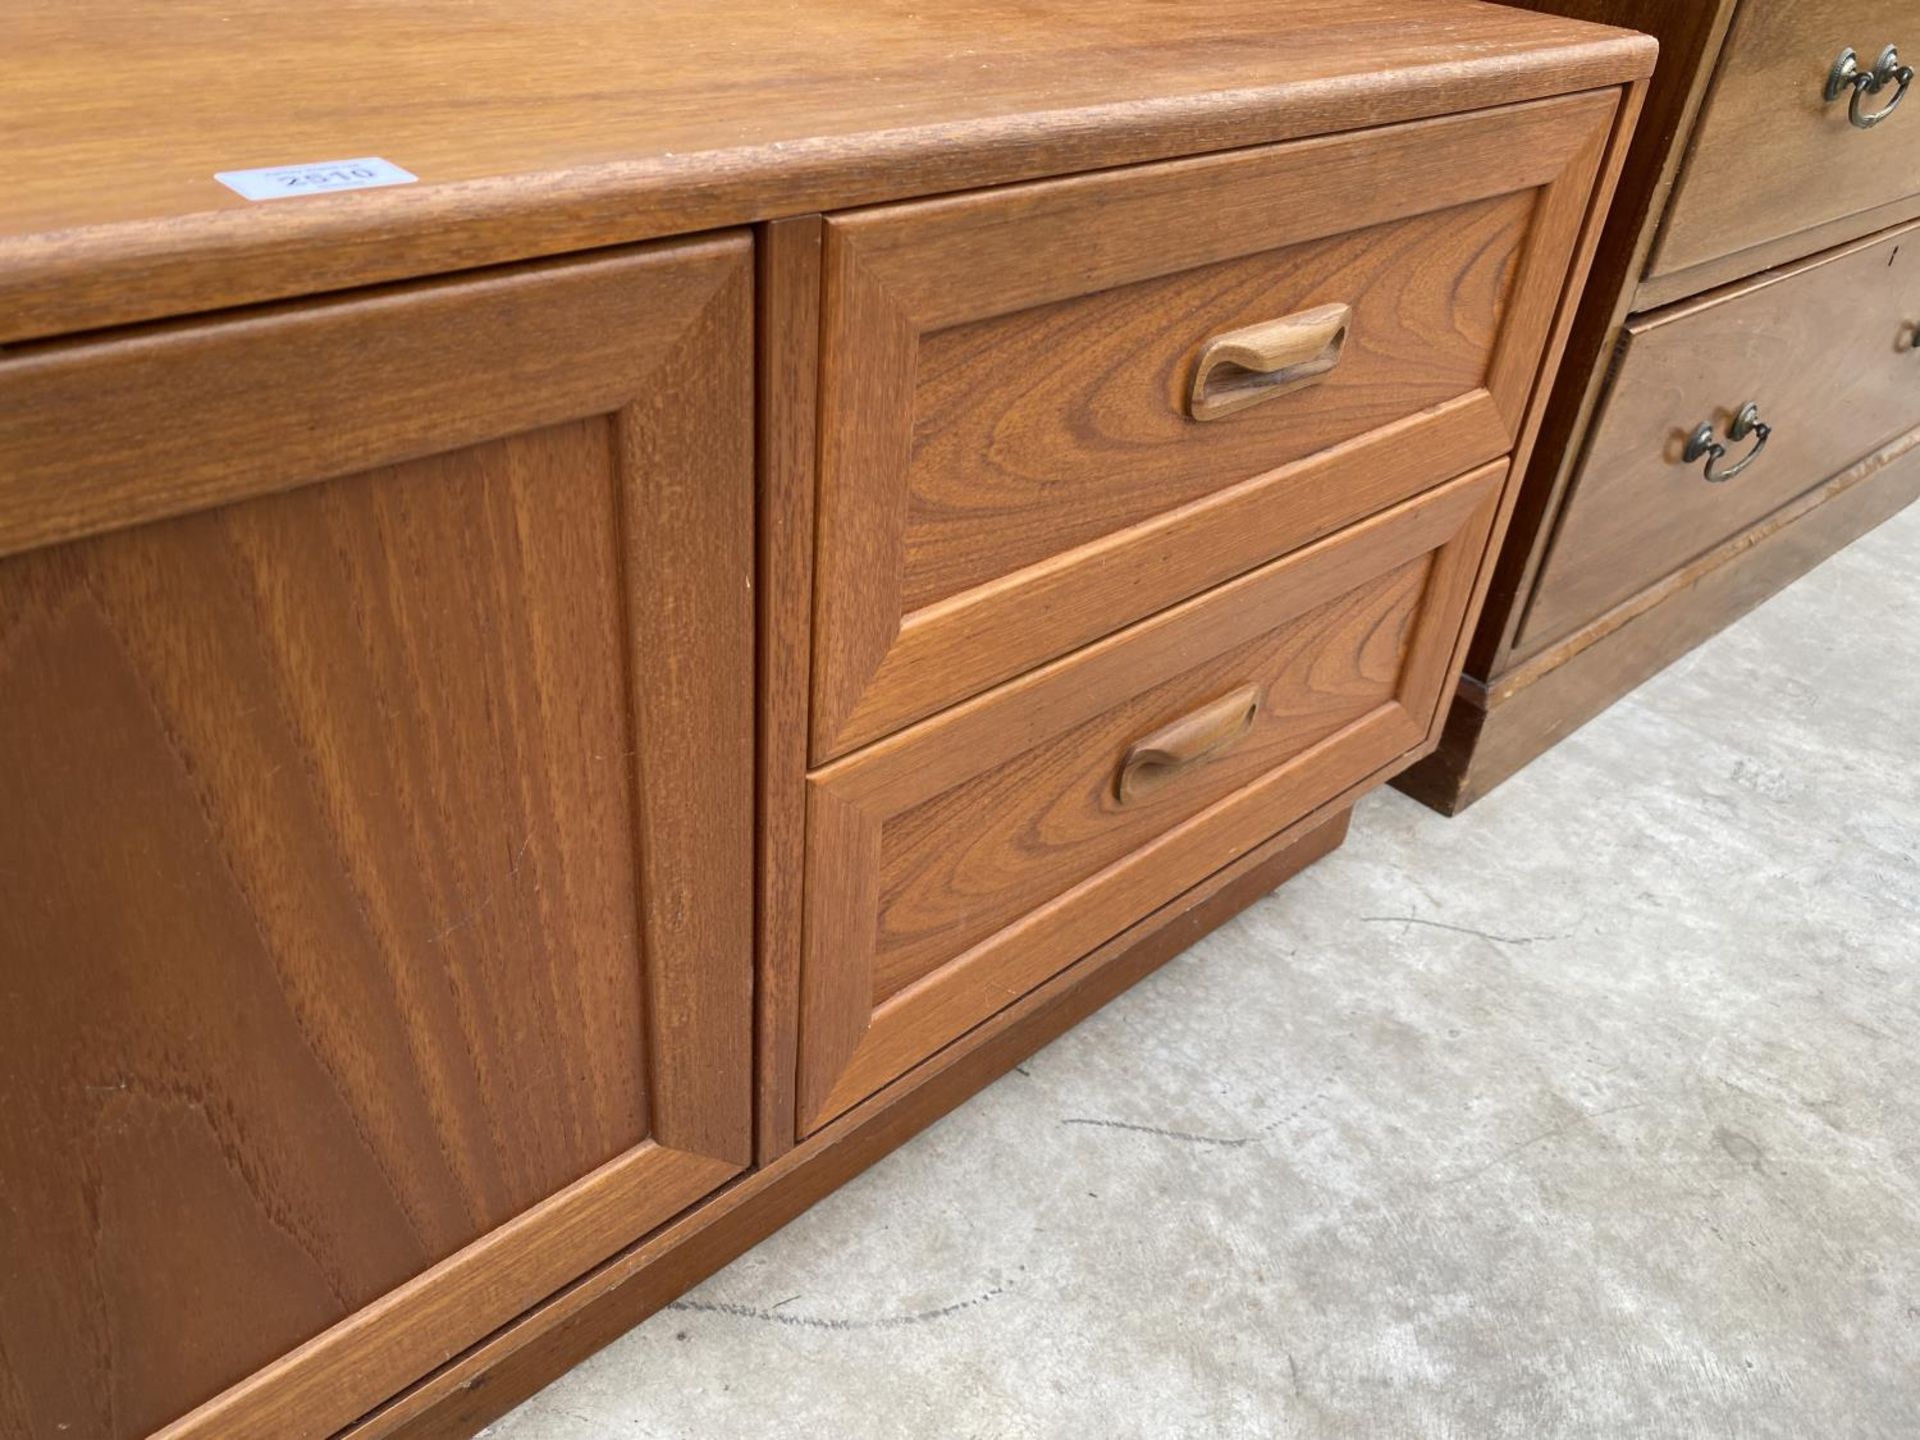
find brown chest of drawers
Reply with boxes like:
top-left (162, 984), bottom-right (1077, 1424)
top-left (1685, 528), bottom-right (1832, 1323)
top-left (0, 5), bottom-right (1651, 1436)
top-left (1400, 0), bottom-right (1920, 812)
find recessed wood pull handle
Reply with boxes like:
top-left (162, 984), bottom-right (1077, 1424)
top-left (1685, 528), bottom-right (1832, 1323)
top-left (1188, 303), bottom-right (1351, 421)
top-left (1116, 684), bottom-right (1261, 804)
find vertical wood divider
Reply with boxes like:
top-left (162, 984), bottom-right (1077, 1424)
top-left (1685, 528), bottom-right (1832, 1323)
top-left (755, 216), bottom-right (826, 1162)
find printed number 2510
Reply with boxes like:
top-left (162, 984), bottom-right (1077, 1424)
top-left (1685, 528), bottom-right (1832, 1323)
top-left (281, 167), bottom-right (380, 187)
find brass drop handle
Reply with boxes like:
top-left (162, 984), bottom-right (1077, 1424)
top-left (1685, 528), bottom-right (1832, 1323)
top-left (1826, 44), bottom-right (1913, 128)
top-left (1116, 685), bottom-right (1260, 804)
top-left (1188, 303), bottom-right (1351, 421)
top-left (1683, 401), bottom-right (1771, 484)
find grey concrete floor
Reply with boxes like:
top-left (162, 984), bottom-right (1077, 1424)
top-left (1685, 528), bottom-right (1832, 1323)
top-left (487, 503), bottom-right (1920, 1439)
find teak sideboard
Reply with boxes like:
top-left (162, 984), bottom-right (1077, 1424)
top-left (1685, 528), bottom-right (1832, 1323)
top-left (0, 5), bottom-right (1653, 1436)
top-left (1399, 0), bottom-right (1920, 812)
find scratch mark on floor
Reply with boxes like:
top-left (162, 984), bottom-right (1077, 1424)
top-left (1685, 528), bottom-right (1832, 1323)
top-left (1060, 1117), bottom-right (1253, 1147)
top-left (1360, 915), bottom-right (1567, 945)
top-left (1438, 1100), bottom-right (1648, 1186)
top-left (1061, 1075), bottom-right (1338, 1152)
top-left (669, 1281), bottom-right (1009, 1331)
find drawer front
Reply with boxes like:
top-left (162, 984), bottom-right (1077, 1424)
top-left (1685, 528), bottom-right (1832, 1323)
top-left (1521, 219), bottom-right (1920, 651)
top-left (1650, 0), bottom-right (1920, 285)
top-left (809, 91), bottom-right (1618, 761)
top-left (0, 239), bottom-right (753, 1439)
top-left (797, 463), bottom-right (1504, 1133)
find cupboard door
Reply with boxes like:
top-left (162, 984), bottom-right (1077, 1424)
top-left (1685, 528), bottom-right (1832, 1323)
top-left (809, 91), bottom-right (1617, 760)
top-left (798, 463), bottom-right (1504, 1134)
top-left (0, 236), bottom-right (753, 1440)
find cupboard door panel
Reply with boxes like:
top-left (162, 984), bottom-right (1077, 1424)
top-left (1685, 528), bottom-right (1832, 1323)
top-left (0, 236), bottom-right (753, 1440)
top-left (798, 462), bottom-right (1504, 1134)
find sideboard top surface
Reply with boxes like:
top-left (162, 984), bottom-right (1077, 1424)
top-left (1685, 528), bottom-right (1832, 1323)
top-left (0, 0), bottom-right (1653, 344)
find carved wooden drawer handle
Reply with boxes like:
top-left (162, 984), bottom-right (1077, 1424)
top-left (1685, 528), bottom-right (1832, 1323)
top-left (1116, 684), bottom-right (1261, 804)
top-left (1826, 44), bottom-right (1912, 129)
top-left (1188, 303), bottom-right (1351, 421)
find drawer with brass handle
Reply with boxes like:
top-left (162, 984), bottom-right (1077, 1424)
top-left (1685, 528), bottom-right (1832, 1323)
top-left (795, 463), bottom-right (1504, 1132)
top-left (809, 91), bottom-right (1618, 761)
top-left (1520, 218), bottom-right (1920, 652)
top-left (1647, 0), bottom-right (1920, 289)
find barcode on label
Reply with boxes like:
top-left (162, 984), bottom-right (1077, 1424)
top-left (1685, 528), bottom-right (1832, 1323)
top-left (215, 157), bottom-right (417, 201)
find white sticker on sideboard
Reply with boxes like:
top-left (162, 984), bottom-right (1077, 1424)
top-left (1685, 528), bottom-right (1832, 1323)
top-left (215, 157), bottom-right (418, 201)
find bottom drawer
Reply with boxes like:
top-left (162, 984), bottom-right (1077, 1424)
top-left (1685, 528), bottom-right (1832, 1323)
top-left (1520, 219), bottom-right (1920, 652)
top-left (796, 460), bottom-right (1505, 1132)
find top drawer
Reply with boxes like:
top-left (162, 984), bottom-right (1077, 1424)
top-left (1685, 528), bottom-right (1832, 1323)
top-left (1649, 0), bottom-right (1920, 287)
top-left (809, 91), bottom-right (1619, 762)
